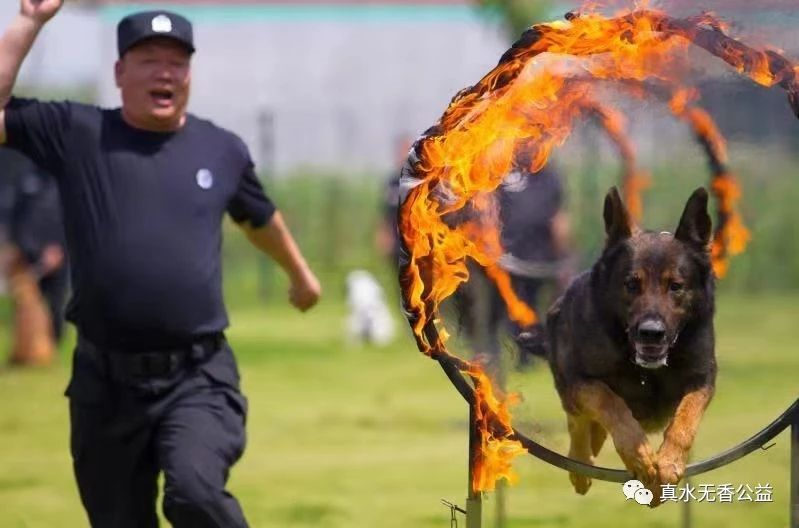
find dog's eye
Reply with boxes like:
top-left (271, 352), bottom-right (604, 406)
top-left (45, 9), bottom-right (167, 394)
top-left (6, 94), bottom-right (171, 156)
top-left (669, 281), bottom-right (684, 292)
top-left (625, 277), bottom-right (641, 294)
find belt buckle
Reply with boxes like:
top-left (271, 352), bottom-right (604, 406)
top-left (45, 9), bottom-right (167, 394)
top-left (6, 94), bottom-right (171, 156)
top-left (141, 351), bottom-right (174, 378)
top-left (155, 351), bottom-right (183, 377)
top-left (190, 342), bottom-right (207, 363)
top-left (167, 352), bottom-right (181, 374)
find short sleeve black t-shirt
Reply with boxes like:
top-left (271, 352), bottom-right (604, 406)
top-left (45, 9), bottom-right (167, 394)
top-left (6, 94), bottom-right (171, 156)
top-left (11, 165), bottom-right (65, 262)
top-left (0, 147), bottom-right (35, 230)
top-left (4, 97), bottom-right (276, 347)
top-left (498, 166), bottom-right (563, 263)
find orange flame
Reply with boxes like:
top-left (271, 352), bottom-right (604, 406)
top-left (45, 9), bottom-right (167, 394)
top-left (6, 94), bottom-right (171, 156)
top-left (399, 4), bottom-right (794, 492)
top-left (710, 175), bottom-right (750, 277)
top-left (577, 80), bottom-right (750, 271)
top-left (468, 364), bottom-right (527, 492)
top-left (669, 88), bottom-right (751, 277)
top-left (584, 101), bottom-right (650, 220)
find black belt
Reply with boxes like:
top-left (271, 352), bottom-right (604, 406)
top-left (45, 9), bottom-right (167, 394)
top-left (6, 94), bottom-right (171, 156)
top-left (81, 333), bottom-right (225, 380)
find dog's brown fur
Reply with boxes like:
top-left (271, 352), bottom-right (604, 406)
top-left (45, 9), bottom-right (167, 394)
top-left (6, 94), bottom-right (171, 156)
top-left (546, 187), bottom-right (717, 506)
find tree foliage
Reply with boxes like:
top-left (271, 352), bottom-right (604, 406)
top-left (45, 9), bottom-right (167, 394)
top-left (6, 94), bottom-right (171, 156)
top-left (477, 0), bottom-right (555, 38)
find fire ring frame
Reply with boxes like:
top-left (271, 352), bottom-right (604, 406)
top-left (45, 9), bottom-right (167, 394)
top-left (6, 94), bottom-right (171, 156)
top-left (397, 9), bottom-right (799, 527)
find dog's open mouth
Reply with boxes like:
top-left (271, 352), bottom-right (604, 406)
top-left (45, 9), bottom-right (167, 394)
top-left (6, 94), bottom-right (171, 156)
top-left (633, 343), bottom-right (669, 369)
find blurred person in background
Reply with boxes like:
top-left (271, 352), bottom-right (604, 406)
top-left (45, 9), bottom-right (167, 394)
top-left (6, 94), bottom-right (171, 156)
top-left (375, 134), bottom-right (415, 270)
top-left (0, 2), bottom-right (321, 527)
top-left (493, 152), bottom-right (573, 368)
top-left (0, 146), bottom-right (68, 366)
top-left (455, 150), bottom-right (573, 374)
top-left (366, 135), bottom-right (415, 346)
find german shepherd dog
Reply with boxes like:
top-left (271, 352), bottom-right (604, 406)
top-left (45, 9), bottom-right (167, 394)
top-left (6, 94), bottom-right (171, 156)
top-left (546, 186), bottom-right (716, 506)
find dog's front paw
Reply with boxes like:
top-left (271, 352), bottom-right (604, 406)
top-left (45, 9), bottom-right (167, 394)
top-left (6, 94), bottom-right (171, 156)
top-left (567, 445), bottom-right (594, 495)
top-left (617, 440), bottom-right (658, 490)
top-left (569, 471), bottom-right (592, 495)
top-left (657, 448), bottom-right (687, 485)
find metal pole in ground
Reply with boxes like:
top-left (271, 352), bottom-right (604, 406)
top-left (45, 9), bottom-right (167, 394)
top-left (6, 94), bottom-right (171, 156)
top-left (467, 403), bottom-right (483, 528)
top-left (494, 356), bottom-right (508, 528)
top-left (791, 412), bottom-right (798, 528)
top-left (681, 450), bottom-right (694, 528)
top-left (681, 478), bottom-right (692, 528)
top-left (495, 479), bottom-right (507, 528)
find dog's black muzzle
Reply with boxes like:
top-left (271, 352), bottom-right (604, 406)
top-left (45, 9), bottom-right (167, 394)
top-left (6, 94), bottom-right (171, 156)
top-left (635, 318), bottom-right (667, 345)
top-left (629, 318), bottom-right (671, 369)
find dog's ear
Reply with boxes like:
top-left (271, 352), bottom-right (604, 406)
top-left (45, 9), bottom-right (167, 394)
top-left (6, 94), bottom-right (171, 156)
top-left (603, 186), bottom-right (633, 246)
top-left (675, 187), bottom-right (712, 251)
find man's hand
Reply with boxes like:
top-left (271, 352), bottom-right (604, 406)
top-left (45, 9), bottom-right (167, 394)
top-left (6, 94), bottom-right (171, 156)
top-left (240, 212), bottom-right (321, 312)
top-left (20, 0), bottom-right (63, 25)
top-left (289, 270), bottom-right (321, 312)
top-left (0, 0), bottom-right (62, 140)
top-left (38, 244), bottom-right (65, 276)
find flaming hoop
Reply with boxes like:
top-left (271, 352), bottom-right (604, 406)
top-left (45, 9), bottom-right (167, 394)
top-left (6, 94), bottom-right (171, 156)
top-left (571, 76), bottom-right (751, 277)
top-left (397, 6), bottom-right (799, 498)
top-left (581, 99), bottom-right (649, 221)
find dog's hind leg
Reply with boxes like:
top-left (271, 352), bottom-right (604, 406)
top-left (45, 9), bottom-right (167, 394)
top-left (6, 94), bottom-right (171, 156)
top-left (567, 413), bottom-right (594, 494)
top-left (568, 381), bottom-right (659, 498)
top-left (590, 421), bottom-right (607, 457)
top-left (657, 386), bottom-right (714, 486)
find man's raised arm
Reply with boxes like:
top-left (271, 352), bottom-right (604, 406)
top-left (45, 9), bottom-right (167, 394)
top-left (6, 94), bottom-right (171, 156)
top-left (0, 0), bottom-right (63, 144)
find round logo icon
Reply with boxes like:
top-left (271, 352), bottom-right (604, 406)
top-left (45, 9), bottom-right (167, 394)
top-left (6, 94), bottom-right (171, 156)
top-left (502, 170), bottom-right (528, 193)
top-left (634, 488), bottom-right (654, 505)
top-left (622, 479), bottom-right (654, 506)
top-left (196, 168), bottom-right (214, 190)
top-left (622, 479), bottom-right (645, 500)
top-left (152, 14), bottom-right (173, 34)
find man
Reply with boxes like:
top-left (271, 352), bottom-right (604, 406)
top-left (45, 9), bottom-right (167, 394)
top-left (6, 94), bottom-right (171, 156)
top-left (375, 170), bottom-right (401, 267)
top-left (375, 134), bottom-right (413, 269)
top-left (454, 153), bottom-right (572, 373)
top-left (9, 154), bottom-right (67, 340)
top-left (0, 146), bottom-right (68, 365)
top-left (492, 157), bottom-right (572, 366)
top-left (0, 2), bottom-right (321, 527)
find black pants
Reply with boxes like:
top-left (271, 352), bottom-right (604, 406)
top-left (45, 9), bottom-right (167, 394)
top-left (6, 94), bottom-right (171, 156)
top-left (454, 266), bottom-right (545, 377)
top-left (66, 337), bottom-right (250, 528)
top-left (455, 269), bottom-right (543, 348)
top-left (488, 274), bottom-right (543, 340)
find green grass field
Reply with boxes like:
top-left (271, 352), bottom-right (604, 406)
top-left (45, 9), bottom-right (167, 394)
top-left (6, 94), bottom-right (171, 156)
top-left (0, 288), bottom-right (796, 527)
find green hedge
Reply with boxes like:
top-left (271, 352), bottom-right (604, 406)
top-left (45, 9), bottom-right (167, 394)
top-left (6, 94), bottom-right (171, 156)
top-left (222, 149), bottom-right (799, 307)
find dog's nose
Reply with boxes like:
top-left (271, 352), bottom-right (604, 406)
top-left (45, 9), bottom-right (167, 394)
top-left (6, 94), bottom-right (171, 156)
top-left (637, 319), bottom-right (666, 343)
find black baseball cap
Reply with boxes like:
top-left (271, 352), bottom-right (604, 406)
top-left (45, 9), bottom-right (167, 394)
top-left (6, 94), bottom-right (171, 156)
top-left (117, 11), bottom-right (195, 58)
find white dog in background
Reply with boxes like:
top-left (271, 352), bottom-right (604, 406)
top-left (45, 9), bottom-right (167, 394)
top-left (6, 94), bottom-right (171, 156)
top-left (345, 269), bottom-right (395, 346)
